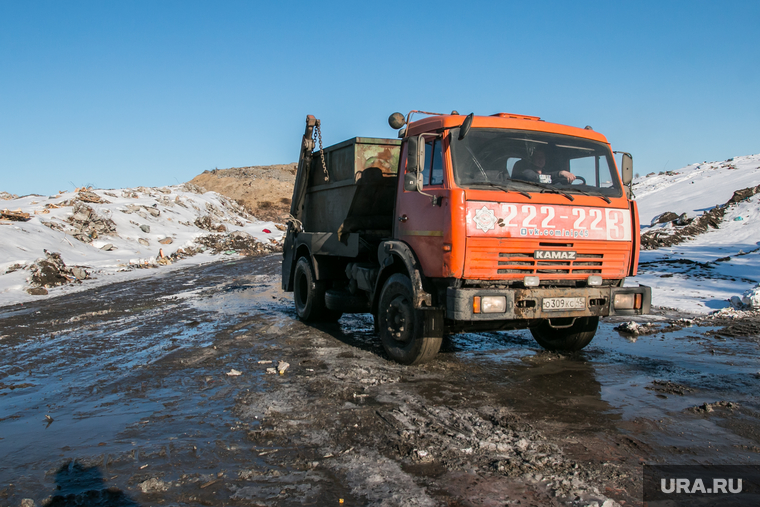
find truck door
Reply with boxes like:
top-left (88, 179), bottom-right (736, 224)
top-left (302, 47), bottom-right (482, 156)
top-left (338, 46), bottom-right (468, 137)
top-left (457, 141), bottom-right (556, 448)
top-left (394, 136), bottom-right (448, 278)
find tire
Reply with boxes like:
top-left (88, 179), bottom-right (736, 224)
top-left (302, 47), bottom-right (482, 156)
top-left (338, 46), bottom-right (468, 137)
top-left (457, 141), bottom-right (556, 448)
top-left (530, 316), bottom-right (598, 352)
top-left (378, 274), bottom-right (442, 365)
top-left (293, 257), bottom-right (342, 322)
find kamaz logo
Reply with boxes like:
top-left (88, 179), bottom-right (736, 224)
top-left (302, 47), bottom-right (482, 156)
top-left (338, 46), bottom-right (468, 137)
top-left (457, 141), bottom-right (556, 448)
top-left (535, 250), bottom-right (576, 260)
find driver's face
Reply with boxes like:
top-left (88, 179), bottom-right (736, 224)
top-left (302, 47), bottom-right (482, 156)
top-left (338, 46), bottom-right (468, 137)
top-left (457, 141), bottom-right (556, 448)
top-left (533, 151), bottom-right (546, 169)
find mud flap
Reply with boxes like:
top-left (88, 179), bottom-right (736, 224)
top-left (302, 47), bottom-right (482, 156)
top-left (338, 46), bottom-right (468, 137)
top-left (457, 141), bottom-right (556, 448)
top-left (423, 309), bottom-right (445, 338)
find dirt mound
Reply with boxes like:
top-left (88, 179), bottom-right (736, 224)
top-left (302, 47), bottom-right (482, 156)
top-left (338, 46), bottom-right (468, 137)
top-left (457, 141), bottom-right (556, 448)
top-left (189, 164), bottom-right (296, 223)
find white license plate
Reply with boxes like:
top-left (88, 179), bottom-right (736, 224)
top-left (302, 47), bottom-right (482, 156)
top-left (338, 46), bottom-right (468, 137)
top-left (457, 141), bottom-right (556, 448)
top-left (542, 297), bottom-right (585, 311)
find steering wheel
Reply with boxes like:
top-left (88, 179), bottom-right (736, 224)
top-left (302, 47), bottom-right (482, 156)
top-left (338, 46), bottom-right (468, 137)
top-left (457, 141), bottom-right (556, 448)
top-left (571, 175), bottom-right (587, 185)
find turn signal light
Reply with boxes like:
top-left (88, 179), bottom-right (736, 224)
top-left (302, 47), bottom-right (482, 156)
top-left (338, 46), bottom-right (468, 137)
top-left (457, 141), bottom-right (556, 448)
top-left (473, 296), bottom-right (481, 314)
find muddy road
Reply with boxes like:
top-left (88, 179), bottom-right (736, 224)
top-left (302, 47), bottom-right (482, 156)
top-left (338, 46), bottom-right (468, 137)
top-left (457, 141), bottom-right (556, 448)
top-left (1, 255), bottom-right (759, 506)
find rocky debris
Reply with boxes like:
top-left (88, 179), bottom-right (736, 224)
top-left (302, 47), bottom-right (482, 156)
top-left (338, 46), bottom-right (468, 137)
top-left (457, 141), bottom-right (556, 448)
top-left (613, 321), bottom-right (658, 335)
top-left (140, 224), bottom-right (151, 233)
top-left (687, 401), bottom-right (739, 414)
top-left (27, 250), bottom-right (89, 295)
top-left (4, 263), bottom-right (26, 274)
top-left (158, 237), bottom-right (173, 245)
top-left (67, 202), bottom-right (117, 243)
top-left (729, 283), bottom-right (760, 309)
top-left (195, 231), bottom-right (281, 256)
top-left (0, 191), bottom-right (19, 200)
top-left (651, 211), bottom-right (679, 225)
top-left (138, 477), bottom-right (168, 493)
top-left (76, 190), bottom-right (109, 204)
top-left (180, 182), bottom-right (206, 194)
top-left (138, 238), bottom-right (150, 246)
top-left (1, 209), bottom-right (31, 221)
top-left (121, 203), bottom-right (160, 218)
top-left (646, 380), bottom-right (693, 396)
top-left (641, 184), bottom-right (760, 250)
top-left (100, 243), bottom-right (116, 251)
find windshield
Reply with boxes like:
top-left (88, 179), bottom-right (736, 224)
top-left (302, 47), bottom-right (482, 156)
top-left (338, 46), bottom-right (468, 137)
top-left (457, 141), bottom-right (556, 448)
top-left (450, 128), bottom-right (623, 198)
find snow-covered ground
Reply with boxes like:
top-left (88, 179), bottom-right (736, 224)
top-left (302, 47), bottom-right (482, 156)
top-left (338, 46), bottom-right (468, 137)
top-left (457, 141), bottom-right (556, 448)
top-left (0, 185), bottom-right (284, 307)
top-left (2, 154), bottom-right (759, 314)
top-left (629, 154), bottom-right (760, 314)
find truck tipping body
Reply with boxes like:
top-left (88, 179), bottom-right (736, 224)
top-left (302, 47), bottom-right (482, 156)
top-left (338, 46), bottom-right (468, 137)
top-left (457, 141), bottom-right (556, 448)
top-left (283, 111), bottom-right (650, 364)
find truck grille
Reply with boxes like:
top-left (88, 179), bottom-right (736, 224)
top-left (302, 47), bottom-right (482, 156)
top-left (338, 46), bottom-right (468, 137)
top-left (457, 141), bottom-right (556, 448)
top-left (464, 238), bottom-right (629, 280)
top-left (497, 252), bottom-right (603, 274)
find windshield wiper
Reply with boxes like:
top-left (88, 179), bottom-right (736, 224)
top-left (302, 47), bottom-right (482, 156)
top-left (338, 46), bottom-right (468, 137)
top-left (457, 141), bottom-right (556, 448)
top-left (564, 187), bottom-right (612, 204)
top-left (479, 182), bottom-right (532, 199)
top-left (512, 180), bottom-right (574, 202)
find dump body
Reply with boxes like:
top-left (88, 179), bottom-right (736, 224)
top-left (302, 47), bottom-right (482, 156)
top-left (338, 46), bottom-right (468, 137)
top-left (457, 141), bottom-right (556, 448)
top-left (301, 137), bottom-right (400, 235)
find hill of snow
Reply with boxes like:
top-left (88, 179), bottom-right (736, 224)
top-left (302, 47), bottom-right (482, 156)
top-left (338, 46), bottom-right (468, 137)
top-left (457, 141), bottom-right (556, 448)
top-left (629, 154), bottom-right (760, 314)
top-left (0, 184), bottom-right (284, 308)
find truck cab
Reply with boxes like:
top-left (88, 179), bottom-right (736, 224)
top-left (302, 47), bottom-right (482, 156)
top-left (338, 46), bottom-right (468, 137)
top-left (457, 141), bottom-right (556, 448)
top-left (283, 112), bottom-right (650, 364)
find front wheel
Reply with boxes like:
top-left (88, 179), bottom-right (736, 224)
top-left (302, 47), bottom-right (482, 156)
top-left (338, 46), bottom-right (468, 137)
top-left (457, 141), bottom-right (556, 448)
top-left (530, 316), bottom-right (598, 352)
top-left (378, 274), bottom-right (441, 365)
top-left (293, 257), bottom-right (342, 322)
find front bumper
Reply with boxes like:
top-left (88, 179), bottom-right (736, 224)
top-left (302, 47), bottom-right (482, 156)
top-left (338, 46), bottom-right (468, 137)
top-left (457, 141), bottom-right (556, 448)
top-left (446, 285), bottom-right (651, 321)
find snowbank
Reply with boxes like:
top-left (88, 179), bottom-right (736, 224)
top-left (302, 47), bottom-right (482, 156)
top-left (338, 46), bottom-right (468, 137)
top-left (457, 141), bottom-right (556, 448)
top-left (629, 154), bottom-right (760, 314)
top-left (0, 184), bottom-right (284, 307)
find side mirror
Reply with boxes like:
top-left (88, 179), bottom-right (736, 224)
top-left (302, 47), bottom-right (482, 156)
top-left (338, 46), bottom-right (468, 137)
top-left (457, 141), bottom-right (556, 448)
top-left (404, 171), bottom-right (424, 191)
top-left (458, 113), bottom-right (474, 140)
top-left (406, 135), bottom-right (425, 172)
top-left (404, 136), bottom-right (425, 191)
top-left (620, 152), bottom-right (633, 186)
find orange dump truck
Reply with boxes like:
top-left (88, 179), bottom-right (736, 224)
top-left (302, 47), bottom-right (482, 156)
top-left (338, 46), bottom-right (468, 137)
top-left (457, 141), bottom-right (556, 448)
top-left (282, 111), bottom-right (650, 364)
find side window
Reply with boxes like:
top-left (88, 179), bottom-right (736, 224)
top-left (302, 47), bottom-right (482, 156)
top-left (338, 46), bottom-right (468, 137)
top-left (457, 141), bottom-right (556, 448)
top-left (421, 140), bottom-right (432, 185)
top-left (426, 140), bottom-right (444, 186)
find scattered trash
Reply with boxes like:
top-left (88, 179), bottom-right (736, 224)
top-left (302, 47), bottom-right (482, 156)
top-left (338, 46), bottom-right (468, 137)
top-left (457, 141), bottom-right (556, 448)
top-left (277, 361), bottom-right (290, 374)
top-left (266, 368), bottom-right (277, 375)
top-left (263, 228), bottom-right (272, 234)
top-left (226, 369), bottom-right (242, 376)
top-left (257, 360), bottom-right (273, 364)
top-left (733, 216), bottom-right (744, 221)
top-left (613, 321), bottom-right (658, 335)
top-left (1, 209), bottom-right (31, 221)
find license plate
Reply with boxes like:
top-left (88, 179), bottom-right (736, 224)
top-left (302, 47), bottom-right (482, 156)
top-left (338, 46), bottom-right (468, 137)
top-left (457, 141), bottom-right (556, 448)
top-left (542, 297), bottom-right (585, 311)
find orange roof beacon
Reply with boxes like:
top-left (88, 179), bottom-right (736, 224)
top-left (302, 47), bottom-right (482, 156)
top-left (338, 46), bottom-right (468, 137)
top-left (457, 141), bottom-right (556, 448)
top-left (282, 111), bottom-right (650, 364)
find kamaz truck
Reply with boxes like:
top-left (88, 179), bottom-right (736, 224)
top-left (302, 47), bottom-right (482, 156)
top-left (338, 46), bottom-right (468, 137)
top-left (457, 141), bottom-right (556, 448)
top-left (282, 111), bottom-right (650, 364)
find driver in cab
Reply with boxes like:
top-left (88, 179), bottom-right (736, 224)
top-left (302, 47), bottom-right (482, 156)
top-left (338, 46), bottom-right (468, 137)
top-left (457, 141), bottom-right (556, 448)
top-left (512, 148), bottom-right (576, 185)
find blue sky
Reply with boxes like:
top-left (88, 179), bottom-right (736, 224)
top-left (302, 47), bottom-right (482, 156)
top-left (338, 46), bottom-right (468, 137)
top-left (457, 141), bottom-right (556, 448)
top-left (1, 1), bottom-right (758, 196)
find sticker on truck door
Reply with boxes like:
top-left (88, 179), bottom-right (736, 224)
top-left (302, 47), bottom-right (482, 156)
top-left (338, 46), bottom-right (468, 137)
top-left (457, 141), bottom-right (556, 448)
top-left (465, 202), bottom-right (631, 241)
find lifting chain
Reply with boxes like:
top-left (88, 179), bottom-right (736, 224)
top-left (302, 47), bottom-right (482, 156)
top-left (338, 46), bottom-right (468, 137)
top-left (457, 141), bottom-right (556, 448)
top-left (313, 121), bottom-right (329, 182)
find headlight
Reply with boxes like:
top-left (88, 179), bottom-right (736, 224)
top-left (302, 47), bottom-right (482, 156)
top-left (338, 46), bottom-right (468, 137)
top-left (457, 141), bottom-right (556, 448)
top-left (614, 293), bottom-right (635, 309)
top-left (473, 296), bottom-right (507, 314)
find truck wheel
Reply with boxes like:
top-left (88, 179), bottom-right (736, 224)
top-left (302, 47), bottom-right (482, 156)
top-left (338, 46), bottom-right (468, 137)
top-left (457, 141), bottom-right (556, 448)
top-left (530, 316), bottom-right (598, 352)
top-left (378, 274), bottom-right (441, 365)
top-left (293, 257), bottom-right (342, 322)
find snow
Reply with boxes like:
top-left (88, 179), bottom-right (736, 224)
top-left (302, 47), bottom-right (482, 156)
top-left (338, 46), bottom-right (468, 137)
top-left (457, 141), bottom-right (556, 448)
top-left (629, 154), bottom-right (760, 314)
top-left (0, 185), bottom-right (284, 308)
top-left (3, 153), bottom-right (759, 316)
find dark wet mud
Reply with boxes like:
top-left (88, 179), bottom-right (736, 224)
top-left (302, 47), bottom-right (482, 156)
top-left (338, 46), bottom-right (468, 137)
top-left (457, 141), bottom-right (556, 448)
top-left (1, 256), bottom-right (759, 506)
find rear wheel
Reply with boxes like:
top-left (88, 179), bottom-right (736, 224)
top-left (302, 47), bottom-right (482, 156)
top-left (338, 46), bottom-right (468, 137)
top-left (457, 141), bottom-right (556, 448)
top-left (378, 274), bottom-right (441, 364)
top-left (530, 316), bottom-right (598, 352)
top-left (293, 257), bottom-right (342, 322)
